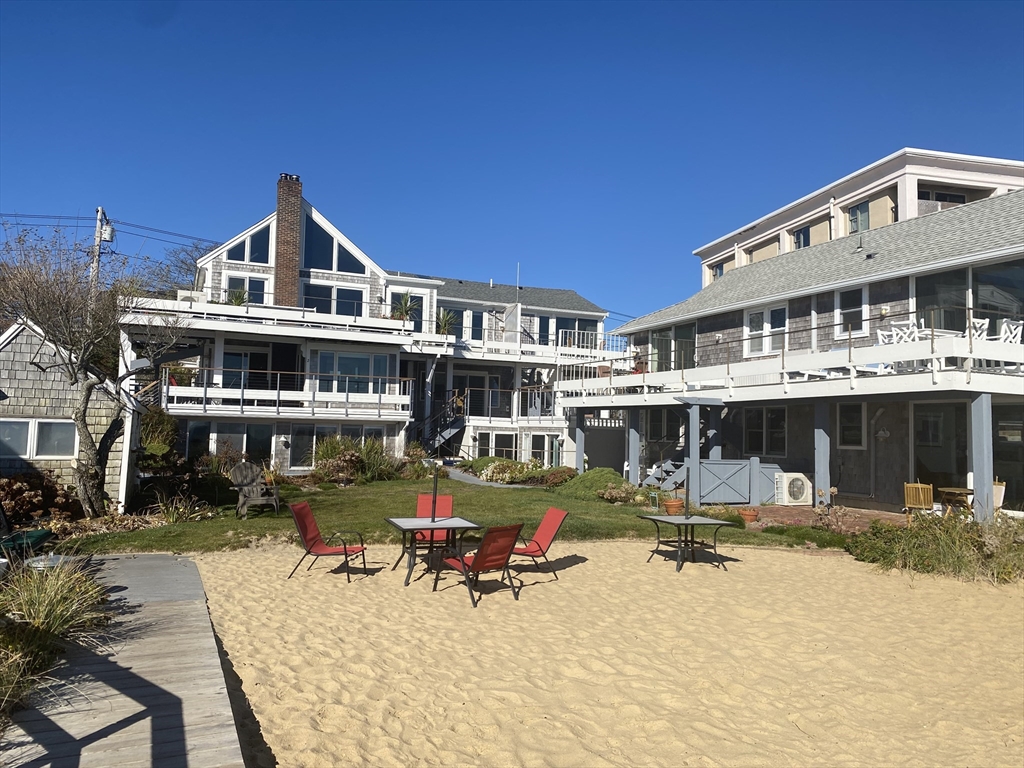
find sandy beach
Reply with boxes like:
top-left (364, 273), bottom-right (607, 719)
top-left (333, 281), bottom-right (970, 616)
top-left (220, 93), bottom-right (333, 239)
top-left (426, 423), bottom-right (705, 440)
top-left (196, 542), bottom-right (1024, 768)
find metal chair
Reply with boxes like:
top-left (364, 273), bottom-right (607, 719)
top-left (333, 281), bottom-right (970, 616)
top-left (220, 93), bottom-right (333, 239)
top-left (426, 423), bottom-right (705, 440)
top-left (432, 523), bottom-right (524, 607)
top-left (287, 502), bottom-right (367, 581)
top-left (512, 507), bottom-right (568, 579)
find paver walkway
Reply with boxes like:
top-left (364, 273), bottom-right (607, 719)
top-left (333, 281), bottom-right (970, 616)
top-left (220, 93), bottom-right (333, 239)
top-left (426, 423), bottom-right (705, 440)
top-left (2, 554), bottom-right (245, 768)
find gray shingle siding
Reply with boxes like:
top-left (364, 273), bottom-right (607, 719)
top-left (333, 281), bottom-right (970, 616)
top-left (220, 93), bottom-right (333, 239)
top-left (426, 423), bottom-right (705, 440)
top-left (0, 326), bottom-right (124, 500)
top-left (619, 189), bottom-right (1024, 335)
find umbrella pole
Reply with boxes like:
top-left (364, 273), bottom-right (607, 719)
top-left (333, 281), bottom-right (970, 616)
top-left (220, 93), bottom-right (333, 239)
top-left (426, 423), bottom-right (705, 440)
top-left (431, 462), bottom-right (439, 521)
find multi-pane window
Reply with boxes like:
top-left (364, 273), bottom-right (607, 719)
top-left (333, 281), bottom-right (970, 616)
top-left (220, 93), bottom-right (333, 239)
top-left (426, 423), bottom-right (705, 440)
top-left (711, 263), bottom-right (725, 280)
top-left (744, 407), bottom-right (786, 457)
top-left (302, 214), bottom-right (367, 273)
top-left (651, 328), bottom-right (673, 372)
top-left (674, 323), bottom-right (696, 370)
top-left (315, 351), bottom-right (392, 394)
top-left (793, 225), bottom-right (811, 249)
top-left (226, 275), bottom-right (266, 304)
top-left (477, 432), bottom-right (517, 460)
top-left (225, 225), bottom-right (271, 264)
top-left (0, 419), bottom-right (77, 459)
top-left (746, 306), bottom-right (787, 355)
top-left (437, 305), bottom-right (465, 338)
top-left (848, 201), bottom-right (870, 234)
top-left (837, 287), bottom-right (866, 335)
top-left (471, 311), bottom-right (484, 341)
top-left (303, 283), bottom-right (364, 317)
top-left (838, 403), bottom-right (866, 449)
top-left (216, 422), bottom-right (273, 464)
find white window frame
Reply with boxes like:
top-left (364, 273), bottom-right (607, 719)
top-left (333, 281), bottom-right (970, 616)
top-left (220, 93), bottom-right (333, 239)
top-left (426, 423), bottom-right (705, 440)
top-left (0, 418), bottom-right (79, 459)
top-left (386, 289), bottom-right (429, 326)
top-left (835, 285), bottom-right (869, 339)
top-left (223, 272), bottom-right (271, 305)
top-left (302, 281), bottom-right (368, 318)
top-left (223, 221), bottom-right (275, 266)
top-left (837, 402), bottom-right (868, 450)
top-left (742, 406), bottom-right (787, 458)
top-left (744, 304), bottom-right (788, 357)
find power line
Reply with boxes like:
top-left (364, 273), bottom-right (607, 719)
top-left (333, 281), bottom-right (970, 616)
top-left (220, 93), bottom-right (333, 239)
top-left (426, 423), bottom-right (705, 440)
top-left (110, 219), bottom-right (219, 245)
top-left (1, 212), bottom-right (218, 247)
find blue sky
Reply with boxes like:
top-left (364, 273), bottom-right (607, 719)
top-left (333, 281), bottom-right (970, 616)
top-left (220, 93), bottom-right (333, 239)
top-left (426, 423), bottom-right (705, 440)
top-left (1, 0), bottom-right (1022, 327)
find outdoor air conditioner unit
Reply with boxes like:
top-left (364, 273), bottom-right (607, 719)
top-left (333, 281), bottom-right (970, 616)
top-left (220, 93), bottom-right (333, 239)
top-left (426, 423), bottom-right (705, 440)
top-left (775, 472), bottom-right (813, 506)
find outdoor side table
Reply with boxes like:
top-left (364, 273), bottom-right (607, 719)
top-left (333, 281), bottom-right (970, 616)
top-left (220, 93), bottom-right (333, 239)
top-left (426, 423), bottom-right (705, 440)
top-left (637, 515), bottom-right (736, 572)
top-left (386, 517), bottom-right (481, 586)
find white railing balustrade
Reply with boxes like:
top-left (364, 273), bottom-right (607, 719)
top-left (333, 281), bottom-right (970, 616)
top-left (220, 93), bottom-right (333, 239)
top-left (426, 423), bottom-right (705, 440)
top-left (158, 367), bottom-right (414, 418)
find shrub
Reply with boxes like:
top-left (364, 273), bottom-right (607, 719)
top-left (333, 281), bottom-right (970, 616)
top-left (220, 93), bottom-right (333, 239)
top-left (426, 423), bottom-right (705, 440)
top-left (554, 468), bottom-right (632, 501)
top-left (0, 562), bottom-right (108, 727)
top-left (701, 505), bottom-right (747, 530)
top-left (463, 456), bottom-right (505, 475)
top-left (151, 489), bottom-right (215, 524)
top-left (762, 524), bottom-right (846, 548)
top-left (359, 438), bottom-right (401, 483)
top-left (400, 461), bottom-right (450, 481)
top-left (596, 482), bottom-right (638, 503)
top-left (0, 472), bottom-right (82, 525)
top-left (520, 466), bottom-right (579, 487)
top-left (310, 435), bottom-right (361, 484)
top-left (479, 459), bottom-right (536, 484)
top-left (0, 562), bottom-right (106, 643)
top-left (847, 513), bottom-right (1024, 583)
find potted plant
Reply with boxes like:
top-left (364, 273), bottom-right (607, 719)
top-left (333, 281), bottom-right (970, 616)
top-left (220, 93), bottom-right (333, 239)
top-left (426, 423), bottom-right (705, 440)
top-left (663, 498), bottom-right (684, 515)
top-left (738, 507), bottom-right (759, 523)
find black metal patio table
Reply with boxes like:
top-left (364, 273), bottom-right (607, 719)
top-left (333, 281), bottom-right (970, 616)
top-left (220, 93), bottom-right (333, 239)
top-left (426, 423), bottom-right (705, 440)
top-left (637, 514), bottom-right (736, 572)
top-left (385, 516), bottom-right (481, 586)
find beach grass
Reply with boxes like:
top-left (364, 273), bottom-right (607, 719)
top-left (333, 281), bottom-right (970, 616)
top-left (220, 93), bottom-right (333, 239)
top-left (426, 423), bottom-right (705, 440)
top-left (57, 479), bottom-right (836, 554)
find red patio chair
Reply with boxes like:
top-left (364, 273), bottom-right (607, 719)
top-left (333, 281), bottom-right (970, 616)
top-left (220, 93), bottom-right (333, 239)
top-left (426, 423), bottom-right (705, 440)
top-left (432, 523), bottom-right (524, 607)
top-left (288, 502), bottom-right (367, 582)
top-left (415, 494), bottom-right (454, 545)
top-left (512, 507), bottom-right (568, 579)
top-left (390, 494), bottom-right (455, 571)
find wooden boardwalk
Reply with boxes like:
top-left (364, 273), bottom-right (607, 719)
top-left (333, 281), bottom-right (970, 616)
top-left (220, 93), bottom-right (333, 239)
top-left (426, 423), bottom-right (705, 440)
top-left (2, 555), bottom-right (246, 768)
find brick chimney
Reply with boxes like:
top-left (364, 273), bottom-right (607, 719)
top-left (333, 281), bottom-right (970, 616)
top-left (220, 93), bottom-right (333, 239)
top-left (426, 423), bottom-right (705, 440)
top-left (274, 173), bottom-right (302, 306)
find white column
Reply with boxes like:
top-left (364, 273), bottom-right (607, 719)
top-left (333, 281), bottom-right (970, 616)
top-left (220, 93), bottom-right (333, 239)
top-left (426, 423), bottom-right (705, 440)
top-left (212, 331), bottom-right (225, 387)
top-left (897, 174), bottom-right (919, 222)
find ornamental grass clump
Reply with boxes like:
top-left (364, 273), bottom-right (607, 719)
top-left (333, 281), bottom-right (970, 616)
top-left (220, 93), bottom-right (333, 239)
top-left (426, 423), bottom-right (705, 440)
top-left (0, 562), bottom-right (108, 730)
top-left (847, 512), bottom-right (1024, 583)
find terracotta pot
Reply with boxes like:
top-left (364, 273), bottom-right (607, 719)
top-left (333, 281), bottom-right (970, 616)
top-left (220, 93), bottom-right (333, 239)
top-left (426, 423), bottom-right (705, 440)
top-left (739, 508), bottom-right (759, 523)
top-left (663, 499), bottom-right (685, 515)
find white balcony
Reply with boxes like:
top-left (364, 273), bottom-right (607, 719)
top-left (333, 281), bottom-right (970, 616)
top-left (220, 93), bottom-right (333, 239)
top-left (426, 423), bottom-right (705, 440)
top-left (556, 317), bottom-right (1024, 407)
top-left (151, 367), bottom-right (414, 421)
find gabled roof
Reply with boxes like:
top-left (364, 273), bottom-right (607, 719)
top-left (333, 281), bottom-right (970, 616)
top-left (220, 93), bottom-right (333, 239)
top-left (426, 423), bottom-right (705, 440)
top-left (392, 273), bottom-right (606, 314)
top-left (618, 189), bottom-right (1024, 335)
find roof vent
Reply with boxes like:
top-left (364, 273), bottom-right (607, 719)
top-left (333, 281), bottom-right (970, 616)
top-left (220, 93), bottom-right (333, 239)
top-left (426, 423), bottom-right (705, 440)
top-left (865, 253), bottom-right (875, 260)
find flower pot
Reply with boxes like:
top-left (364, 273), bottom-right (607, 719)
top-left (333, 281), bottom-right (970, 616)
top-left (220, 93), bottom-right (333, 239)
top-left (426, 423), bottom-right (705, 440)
top-left (739, 508), bottom-right (759, 523)
top-left (663, 499), bottom-right (685, 515)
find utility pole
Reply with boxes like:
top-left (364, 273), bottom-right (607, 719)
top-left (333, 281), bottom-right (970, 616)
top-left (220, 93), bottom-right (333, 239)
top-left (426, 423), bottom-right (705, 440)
top-left (90, 206), bottom-right (105, 299)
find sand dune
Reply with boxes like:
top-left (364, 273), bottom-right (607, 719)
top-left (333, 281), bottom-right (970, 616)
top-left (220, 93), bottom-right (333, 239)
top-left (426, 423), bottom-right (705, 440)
top-left (196, 542), bottom-right (1024, 768)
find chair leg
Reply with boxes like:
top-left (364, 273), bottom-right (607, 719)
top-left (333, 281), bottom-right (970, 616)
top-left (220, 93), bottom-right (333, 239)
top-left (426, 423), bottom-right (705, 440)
top-left (463, 572), bottom-right (478, 608)
top-left (432, 560), bottom-right (444, 592)
top-left (306, 554), bottom-right (319, 572)
top-left (504, 566), bottom-right (520, 600)
top-left (288, 551), bottom-right (309, 579)
top-left (541, 552), bottom-right (558, 580)
top-left (343, 553), bottom-right (351, 583)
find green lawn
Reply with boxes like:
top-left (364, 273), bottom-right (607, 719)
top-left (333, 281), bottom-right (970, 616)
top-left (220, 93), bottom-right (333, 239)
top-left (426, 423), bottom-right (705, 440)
top-left (60, 479), bottom-right (842, 554)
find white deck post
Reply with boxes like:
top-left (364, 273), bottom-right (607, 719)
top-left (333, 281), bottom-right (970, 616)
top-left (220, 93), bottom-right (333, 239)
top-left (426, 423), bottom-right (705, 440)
top-left (970, 393), bottom-right (994, 522)
top-left (627, 409), bottom-right (641, 485)
top-left (814, 401), bottom-right (831, 507)
top-left (688, 404), bottom-right (701, 505)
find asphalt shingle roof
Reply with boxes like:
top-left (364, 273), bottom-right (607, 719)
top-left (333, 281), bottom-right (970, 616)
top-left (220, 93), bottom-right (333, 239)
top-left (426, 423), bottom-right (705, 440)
top-left (617, 189), bottom-right (1024, 334)
top-left (387, 272), bottom-right (606, 314)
